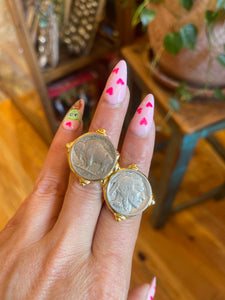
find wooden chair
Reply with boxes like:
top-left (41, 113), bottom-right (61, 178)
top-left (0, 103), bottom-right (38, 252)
top-left (121, 39), bottom-right (225, 228)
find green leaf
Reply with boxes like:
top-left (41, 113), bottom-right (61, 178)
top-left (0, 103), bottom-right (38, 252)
top-left (180, 23), bottom-right (198, 50)
top-left (216, 0), bottom-right (225, 10)
top-left (140, 8), bottom-right (156, 27)
top-left (175, 82), bottom-right (193, 101)
top-left (178, 0), bottom-right (193, 10)
top-left (132, 13), bottom-right (141, 27)
top-left (180, 93), bottom-right (193, 102)
top-left (217, 54), bottom-right (225, 67)
top-left (205, 10), bottom-right (219, 25)
top-left (214, 87), bottom-right (225, 100)
top-left (175, 82), bottom-right (187, 94)
top-left (168, 98), bottom-right (180, 111)
top-left (163, 32), bottom-right (183, 55)
top-left (132, 1), bottom-right (148, 27)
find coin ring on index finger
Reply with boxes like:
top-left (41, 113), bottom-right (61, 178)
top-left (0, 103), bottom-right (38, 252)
top-left (66, 129), bottom-right (118, 185)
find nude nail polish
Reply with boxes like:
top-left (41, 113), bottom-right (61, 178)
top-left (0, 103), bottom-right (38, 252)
top-left (130, 94), bottom-right (154, 136)
top-left (104, 60), bottom-right (127, 105)
top-left (147, 277), bottom-right (156, 300)
top-left (63, 99), bottom-right (82, 130)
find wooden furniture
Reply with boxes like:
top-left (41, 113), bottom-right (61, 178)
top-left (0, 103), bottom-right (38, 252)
top-left (6, 0), bottom-right (136, 140)
top-left (121, 39), bottom-right (225, 228)
top-left (6, 0), bottom-right (57, 139)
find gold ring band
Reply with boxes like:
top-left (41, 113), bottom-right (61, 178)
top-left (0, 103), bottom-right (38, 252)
top-left (66, 129), bottom-right (154, 221)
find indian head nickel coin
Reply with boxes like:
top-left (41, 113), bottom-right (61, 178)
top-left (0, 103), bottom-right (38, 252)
top-left (105, 169), bottom-right (153, 217)
top-left (69, 132), bottom-right (117, 181)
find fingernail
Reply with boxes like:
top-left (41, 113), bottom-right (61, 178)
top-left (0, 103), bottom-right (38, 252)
top-left (147, 277), bottom-right (156, 300)
top-left (62, 99), bottom-right (82, 130)
top-left (73, 99), bottom-right (82, 110)
top-left (104, 60), bottom-right (127, 105)
top-left (130, 94), bottom-right (154, 136)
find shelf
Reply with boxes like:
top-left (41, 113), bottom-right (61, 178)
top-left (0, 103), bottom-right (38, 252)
top-left (43, 37), bottom-right (116, 84)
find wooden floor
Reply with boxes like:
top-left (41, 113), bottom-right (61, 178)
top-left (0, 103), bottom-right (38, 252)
top-left (0, 99), bottom-right (48, 226)
top-left (0, 99), bottom-right (225, 300)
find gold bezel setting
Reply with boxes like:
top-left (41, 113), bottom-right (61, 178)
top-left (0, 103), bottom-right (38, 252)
top-left (66, 129), bottom-right (155, 221)
top-left (102, 165), bottom-right (154, 221)
top-left (66, 129), bottom-right (118, 185)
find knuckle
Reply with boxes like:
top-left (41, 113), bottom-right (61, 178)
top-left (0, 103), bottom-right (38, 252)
top-left (41, 241), bottom-right (87, 281)
top-left (37, 245), bottom-right (69, 282)
top-left (33, 174), bottom-right (65, 199)
top-left (89, 270), bottom-right (126, 300)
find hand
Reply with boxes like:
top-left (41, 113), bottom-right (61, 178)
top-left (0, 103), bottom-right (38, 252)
top-left (0, 60), bottom-right (156, 300)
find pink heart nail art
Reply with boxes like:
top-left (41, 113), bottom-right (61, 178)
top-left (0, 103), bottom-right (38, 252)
top-left (146, 102), bottom-right (153, 108)
top-left (140, 117), bottom-right (148, 126)
top-left (104, 60), bottom-right (127, 104)
top-left (116, 78), bottom-right (125, 85)
top-left (137, 108), bottom-right (142, 114)
top-left (112, 67), bottom-right (119, 74)
top-left (106, 87), bottom-right (113, 96)
top-left (65, 121), bottom-right (72, 127)
top-left (130, 94), bottom-right (154, 136)
top-left (147, 277), bottom-right (156, 300)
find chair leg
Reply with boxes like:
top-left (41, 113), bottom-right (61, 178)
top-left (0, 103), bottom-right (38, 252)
top-left (206, 135), bottom-right (225, 162)
top-left (151, 131), bottom-right (200, 228)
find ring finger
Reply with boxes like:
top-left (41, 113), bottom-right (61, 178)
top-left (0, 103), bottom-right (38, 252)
top-left (92, 94), bottom-right (155, 291)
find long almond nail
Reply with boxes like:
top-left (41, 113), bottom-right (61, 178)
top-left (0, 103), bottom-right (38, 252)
top-left (147, 277), bottom-right (156, 300)
top-left (104, 60), bottom-right (127, 105)
top-left (62, 99), bottom-right (83, 130)
top-left (130, 94), bottom-right (154, 136)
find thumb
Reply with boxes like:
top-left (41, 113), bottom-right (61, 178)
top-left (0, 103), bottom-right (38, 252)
top-left (128, 277), bottom-right (156, 300)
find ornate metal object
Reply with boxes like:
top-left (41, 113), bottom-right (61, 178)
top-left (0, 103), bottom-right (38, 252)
top-left (62, 0), bottom-right (105, 55)
top-left (66, 129), bottom-right (155, 221)
top-left (66, 129), bottom-right (118, 184)
top-left (103, 166), bottom-right (154, 221)
top-left (37, 0), bottom-right (59, 70)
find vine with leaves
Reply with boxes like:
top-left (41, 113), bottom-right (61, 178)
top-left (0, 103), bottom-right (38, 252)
top-left (131, 0), bottom-right (225, 111)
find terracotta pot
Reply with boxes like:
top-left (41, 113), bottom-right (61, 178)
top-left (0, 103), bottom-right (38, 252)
top-left (147, 0), bottom-right (225, 88)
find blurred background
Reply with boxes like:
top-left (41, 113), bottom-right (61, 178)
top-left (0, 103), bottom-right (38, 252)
top-left (0, 0), bottom-right (225, 299)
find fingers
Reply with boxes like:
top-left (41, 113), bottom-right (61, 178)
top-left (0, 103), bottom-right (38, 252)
top-left (128, 278), bottom-right (156, 300)
top-left (128, 284), bottom-right (151, 300)
top-left (92, 95), bottom-right (155, 278)
top-left (119, 94), bottom-right (155, 173)
top-left (35, 99), bottom-right (84, 191)
top-left (52, 60), bottom-right (130, 250)
top-left (10, 100), bottom-right (84, 242)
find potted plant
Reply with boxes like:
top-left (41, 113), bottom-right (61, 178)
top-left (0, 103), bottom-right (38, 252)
top-left (129, 0), bottom-right (225, 108)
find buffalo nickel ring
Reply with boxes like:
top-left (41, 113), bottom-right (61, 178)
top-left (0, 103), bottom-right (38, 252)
top-left (66, 129), bottom-right (118, 185)
top-left (103, 165), bottom-right (154, 221)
